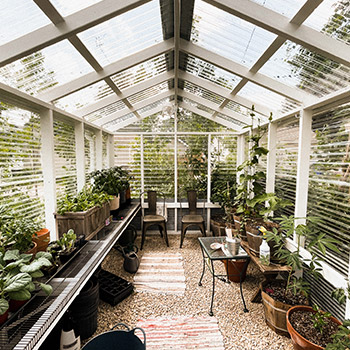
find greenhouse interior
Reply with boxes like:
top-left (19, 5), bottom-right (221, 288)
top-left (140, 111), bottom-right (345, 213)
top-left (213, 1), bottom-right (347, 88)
top-left (0, 0), bottom-right (349, 349)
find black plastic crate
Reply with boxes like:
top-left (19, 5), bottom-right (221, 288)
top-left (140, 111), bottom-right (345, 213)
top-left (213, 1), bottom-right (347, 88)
top-left (98, 269), bottom-right (133, 306)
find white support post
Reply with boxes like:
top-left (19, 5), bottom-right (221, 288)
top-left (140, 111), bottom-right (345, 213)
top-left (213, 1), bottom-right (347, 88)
top-left (75, 121), bottom-right (85, 191)
top-left (266, 122), bottom-right (277, 193)
top-left (207, 134), bottom-right (212, 235)
top-left (95, 129), bottom-right (103, 170)
top-left (236, 134), bottom-right (246, 184)
top-left (174, 108), bottom-right (178, 233)
top-left (294, 108), bottom-right (313, 243)
top-left (140, 134), bottom-right (144, 193)
top-left (40, 109), bottom-right (57, 241)
top-left (107, 134), bottom-right (114, 167)
top-left (347, 258), bottom-right (350, 318)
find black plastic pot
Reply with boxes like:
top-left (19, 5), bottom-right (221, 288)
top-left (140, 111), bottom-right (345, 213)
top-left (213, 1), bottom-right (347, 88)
top-left (59, 247), bottom-right (77, 264)
top-left (70, 275), bottom-right (99, 340)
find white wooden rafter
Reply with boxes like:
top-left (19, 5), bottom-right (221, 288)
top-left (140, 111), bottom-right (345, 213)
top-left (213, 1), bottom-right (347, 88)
top-left (180, 40), bottom-right (311, 104)
top-left (204, 0), bottom-right (350, 68)
top-left (95, 89), bottom-right (174, 126)
top-left (212, 0), bottom-right (322, 118)
top-left (0, 0), bottom-right (151, 67)
top-left (38, 39), bottom-right (174, 102)
top-left (179, 90), bottom-right (251, 125)
top-left (178, 71), bottom-right (273, 117)
top-left (174, 0), bottom-right (180, 102)
top-left (75, 70), bottom-right (174, 117)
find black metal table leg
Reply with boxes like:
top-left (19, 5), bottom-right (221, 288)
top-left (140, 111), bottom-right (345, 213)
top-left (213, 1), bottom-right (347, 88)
top-left (198, 246), bottom-right (206, 287)
top-left (209, 259), bottom-right (215, 316)
top-left (239, 258), bottom-right (250, 313)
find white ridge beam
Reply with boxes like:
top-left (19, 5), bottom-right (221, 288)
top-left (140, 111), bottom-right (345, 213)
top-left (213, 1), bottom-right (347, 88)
top-left (96, 89), bottom-right (174, 126)
top-left (178, 71), bottom-right (273, 117)
top-left (38, 39), bottom-right (174, 102)
top-left (204, 0), bottom-right (350, 67)
top-left (76, 70), bottom-right (174, 117)
top-left (179, 101), bottom-right (242, 132)
top-left (179, 90), bottom-right (251, 125)
top-left (180, 40), bottom-right (310, 103)
top-left (0, 0), bottom-right (151, 67)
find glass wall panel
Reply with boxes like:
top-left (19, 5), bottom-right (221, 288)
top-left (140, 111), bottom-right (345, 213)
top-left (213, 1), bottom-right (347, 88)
top-left (308, 103), bottom-right (350, 275)
top-left (0, 103), bottom-right (45, 221)
top-left (84, 129), bottom-right (96, 179)
top-left (274, 116), bottom-right (299, 217)
top-left (143, 135), bottom-right (175, 199)
top-left (102, 133), bottom-right (108, 169)
top-left (114, 135), bottom-right (141, 197)
top-left (54, 119), bottom-right (77, 201)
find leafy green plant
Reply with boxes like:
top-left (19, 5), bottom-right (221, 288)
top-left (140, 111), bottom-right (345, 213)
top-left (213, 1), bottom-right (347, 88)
top-left (57, 186), bottom-right (112, 214)
top-left (89, 166), bottom-right (131, 195)
top-left (57, 229), bottom-right (76, 253)
top-left (312, 304), bottom-right (332, 334)
top-left (0, 249), bottom-right (53, 315)
top-left (266, 215), bottom-right (339, 299)
top-left (0, 206), bottom-right (41, 253)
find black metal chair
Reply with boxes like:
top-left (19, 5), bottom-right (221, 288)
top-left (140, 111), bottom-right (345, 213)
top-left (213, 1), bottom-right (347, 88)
top-left (180, 189), bottom-right (206, 248)
top-left (82, 323), bottom-right (146, 350)
top-left (140, 190), bottom-right (169, 250)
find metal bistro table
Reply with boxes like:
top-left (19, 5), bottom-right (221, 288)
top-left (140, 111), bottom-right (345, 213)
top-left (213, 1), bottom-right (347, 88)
top-left (198, 236), bottom-right (250, 316)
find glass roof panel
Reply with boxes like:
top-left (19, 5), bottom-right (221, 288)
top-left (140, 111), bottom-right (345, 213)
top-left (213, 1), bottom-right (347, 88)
top-left (77, 0), bottom-right (163, 66)
top-left (179, 52), bottom-right (241, 90)
top-left (84, 100), bottom-right (127, 123)
top-left (216, 112), bottom-right (245, 129)
top-left (50, 0), bottom-right (103, 17)
top-left (53, 80), bottom-right (115, 112)
top-left (127, 81), bottom-right (172, 105)
top-left (112, 52), bottom-right (174, 90)
top-left (180, 80), bottom-right (225, 105)
top-left (237, 81), bottom-right (301, 113)
top-left (138, 97), bottom-right (171, 116)
top-left (260, 40), bottom-right (350, 98)
top-left (225, 100), bottom-right (267, 123)
top-left (304, 0), bottom-right (350, 46)
top-left (181, 97), bottom-right (215, 114)
top-left (191, 0), bottom-right (277, 67)
top-left (104, 113), bottom-right (135, 130)
top-left (250, 0), bottom-right (304, 18)
top-left (0, 0), bottom-right (51, 46)
top-left (0, 40), bottom-right (94, 96)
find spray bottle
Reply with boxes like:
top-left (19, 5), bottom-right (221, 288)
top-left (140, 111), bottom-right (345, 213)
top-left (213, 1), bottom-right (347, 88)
top-left (259, 226), bottom-right (270, 266)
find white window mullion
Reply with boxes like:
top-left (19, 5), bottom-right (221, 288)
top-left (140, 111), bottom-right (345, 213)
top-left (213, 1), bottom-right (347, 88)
top-left (294, 108), bottom-right (313, 244)
top-left (40, 109), bottom-right (57, 240)
top-left (75, 121), bottom-right (85, 191)
top-left (207, 134), bottom-right (211, 235)
top-left (266, 122), bottom-right (277, 193)
top-left (107, 134), bottom-right (115, 168)
top-left (236, 134), bottom-right (246, 184)
top-left (95, 129), bottom-right (103, 170)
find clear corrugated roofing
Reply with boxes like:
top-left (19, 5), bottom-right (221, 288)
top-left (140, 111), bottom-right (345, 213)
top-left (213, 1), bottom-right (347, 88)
top-left (0, 0), bottom-right (349, 133)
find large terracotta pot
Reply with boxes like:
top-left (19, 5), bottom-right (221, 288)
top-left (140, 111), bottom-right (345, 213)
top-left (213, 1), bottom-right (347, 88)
top-left (33, 228), bottom-right (50, 252)
top-left (0, 309), bottom-right (8, 325)
top-left (25, 241), bottom-right (37, 256)
top-left (223, 259), bottom-right (249, 283)
top-left (9, 299), bottom-right (28, 312)
top-left (286, 305), bottom-right (342, 350)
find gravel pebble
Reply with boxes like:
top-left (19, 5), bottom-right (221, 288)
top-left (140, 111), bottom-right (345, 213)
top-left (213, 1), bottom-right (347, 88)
top-left (92, 233), bottom-right (294, 350)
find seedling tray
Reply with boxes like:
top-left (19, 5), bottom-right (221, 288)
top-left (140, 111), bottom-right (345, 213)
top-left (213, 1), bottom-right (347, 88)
top-left (98, 269), bottom-right (133, 306)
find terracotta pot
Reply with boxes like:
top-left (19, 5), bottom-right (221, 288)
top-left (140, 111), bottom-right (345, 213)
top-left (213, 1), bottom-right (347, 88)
top-left (33, 228), bottom-right (50, 252)
top-left (0, 309), bottom-right (9, 325)
top-left (286, 305), bottom-right (342, 350)
top-left (25, 241), bottom-right (37, 256)
top-left (223, 259), bottom-right (249, 283)
top-left (9, 299), bottom-right (28, 312)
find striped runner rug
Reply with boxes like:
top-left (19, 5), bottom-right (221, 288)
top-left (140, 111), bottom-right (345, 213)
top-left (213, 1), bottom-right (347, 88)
top-left (136, 316), bottom-right (225, 349)
top-left (133, 253), bottom-right (186, 294)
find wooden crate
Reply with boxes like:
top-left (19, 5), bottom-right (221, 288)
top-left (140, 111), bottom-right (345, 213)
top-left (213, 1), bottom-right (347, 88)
top-left (54, 202), bottom-right (110, 240)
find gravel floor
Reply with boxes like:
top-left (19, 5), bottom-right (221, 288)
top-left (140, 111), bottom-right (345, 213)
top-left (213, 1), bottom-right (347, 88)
top-left (95, 233), bottom-right (294, 350)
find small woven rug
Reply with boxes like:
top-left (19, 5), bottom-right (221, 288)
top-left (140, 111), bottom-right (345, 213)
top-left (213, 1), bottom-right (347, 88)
top-left (133, 252), bottom-right (186, 294)
top-left (136, 316), bottom-right (225, 349)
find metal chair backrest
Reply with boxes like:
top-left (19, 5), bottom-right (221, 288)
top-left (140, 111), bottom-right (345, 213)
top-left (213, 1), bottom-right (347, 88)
top-left (147, 190), bottom-right (157, 215)
top-left (187, 190), bottom-right (197, 215)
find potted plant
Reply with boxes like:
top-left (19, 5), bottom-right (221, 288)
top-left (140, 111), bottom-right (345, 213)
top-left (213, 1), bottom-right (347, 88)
top-left (55, 186), bottom-right (112, 240)
top-left (261, 215), bottom-right (339, 336)
top-left (286, 304), bottom-right (342, 350)
top-left (56, 229), bottom-right (77, 264)
top-left (0, 249), bottom-right (53, 320)
top-left (32, 228), bottom-right (50, 253)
